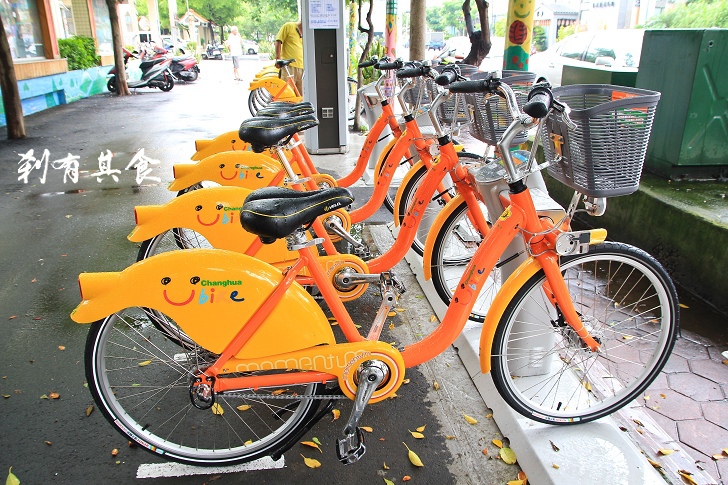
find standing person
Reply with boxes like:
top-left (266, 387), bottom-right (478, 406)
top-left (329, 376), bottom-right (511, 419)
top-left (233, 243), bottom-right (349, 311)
top-left (275, 20), bottom-right (304, 95)
top-left (226, 26), bottom-right (244, 81)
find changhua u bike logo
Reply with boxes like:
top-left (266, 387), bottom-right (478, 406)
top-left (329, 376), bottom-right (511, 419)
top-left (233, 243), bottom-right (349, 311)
top-left (194, 204), bottom-right (241, 226)
top-left (161, 276), bottom-right (245, 306)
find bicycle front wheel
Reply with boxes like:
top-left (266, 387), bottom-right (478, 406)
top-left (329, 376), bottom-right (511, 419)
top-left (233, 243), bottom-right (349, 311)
top-left (491, 242), bottom-right (679, 424)
top-left (86, 307), bottom-right (325, 466)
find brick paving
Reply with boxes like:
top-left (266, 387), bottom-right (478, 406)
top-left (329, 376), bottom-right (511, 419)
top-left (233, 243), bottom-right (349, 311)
top-left (646, 330), bottom-right (728, 483)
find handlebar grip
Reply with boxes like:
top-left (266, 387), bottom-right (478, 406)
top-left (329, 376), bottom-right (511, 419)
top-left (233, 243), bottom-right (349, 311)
top-left (359, 57), bottom-right (378, 69)
top-left (447, 79), bottom-right (494, 94)
top-left (435, 68), bottom-right (458, 86)
top-left (396, 66), bottom-right (430, 79)
top-left (523, 86), bottom-right (553, 119)
top-left (376, 59), bottom-right (404, 71)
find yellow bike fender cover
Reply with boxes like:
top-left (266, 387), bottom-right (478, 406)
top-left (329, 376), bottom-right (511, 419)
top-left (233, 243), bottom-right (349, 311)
top-left (479, 257), bottom-right (542, 374)
top-left (167, 152), bottom-right (282, 191)
top-left (249, 77), bottom-right (300, 101)
top-left (422, 194), bottom-right (465, 280)
top-left (72, 249), bottom-right (335, 357)
top-left (392, 160), bottom-right (426, 227)
top-left (128, 186), bottom-right (299, 263)
top-left (192, 131), bottom-right (251, 161)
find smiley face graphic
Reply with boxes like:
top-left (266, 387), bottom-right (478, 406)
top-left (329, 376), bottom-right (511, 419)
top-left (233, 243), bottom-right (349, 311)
top-left (161, 275), bottom-right (199, 306)
top-left (219, 163), bottom-right (238, 181)
top-left (195, 203), bottom-right (223, 226)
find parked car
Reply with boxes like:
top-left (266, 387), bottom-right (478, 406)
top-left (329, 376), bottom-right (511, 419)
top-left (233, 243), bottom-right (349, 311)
top-left (161, 36), bottom-right (186, 52)
top-left (242, 39), bottom-right (259, 55)
top-left (434, 36), bottom-right (505, 73)
top-left (529, 30), bottom-right (645, 85)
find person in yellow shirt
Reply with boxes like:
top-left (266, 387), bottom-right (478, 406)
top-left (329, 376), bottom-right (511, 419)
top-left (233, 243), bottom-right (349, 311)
top-left (275, 20), bottom-right (304, 95)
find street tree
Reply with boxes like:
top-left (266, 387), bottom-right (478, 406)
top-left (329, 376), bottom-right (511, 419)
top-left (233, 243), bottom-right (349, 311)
top-left (352, 0), bottom-right (375, 131)
top-left (188, 0), bottom-right (245, 40)
top-left (646, 0), bottom-right (728, 27)
top-left (461, 0), bottom-right (492, 66)
top-left (106, 0), bottom-right (130, 95)
top-left (0, 14), bottom-right (25, 138)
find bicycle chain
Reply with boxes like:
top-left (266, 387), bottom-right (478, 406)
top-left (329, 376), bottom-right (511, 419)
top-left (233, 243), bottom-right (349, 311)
top-left (220, 392), bottom-right (348, 400)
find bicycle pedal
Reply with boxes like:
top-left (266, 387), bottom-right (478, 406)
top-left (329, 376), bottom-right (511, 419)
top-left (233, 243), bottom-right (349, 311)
top-left (336, 427), bottom-right (366, 465)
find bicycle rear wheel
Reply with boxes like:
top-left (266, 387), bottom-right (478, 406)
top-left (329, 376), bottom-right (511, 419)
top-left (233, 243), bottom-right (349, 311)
top-left (491, 243), bottom-right (679, 424)
top-left (86, 307), bottom-right (325, 466)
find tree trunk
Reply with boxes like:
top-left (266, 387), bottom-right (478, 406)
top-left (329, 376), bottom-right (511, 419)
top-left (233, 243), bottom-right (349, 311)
top-left (352, 0), bottom-right (374, 131)
top-left (0, 14), bottom-right (26, 139)
top-left (409, 0), bottom-right (426, 61)
top-left (461, 0), bottom-right (492, 67)
top-left (106, 0), bottom-right (130, 95)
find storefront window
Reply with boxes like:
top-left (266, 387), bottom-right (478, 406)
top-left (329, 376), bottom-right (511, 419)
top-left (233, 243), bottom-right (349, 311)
top-left (0, 0), bottom-right (46, 60)
top-left (51, 0), bottom-right (76, 40)
top-left (91, 0), bottom-right (112, 56)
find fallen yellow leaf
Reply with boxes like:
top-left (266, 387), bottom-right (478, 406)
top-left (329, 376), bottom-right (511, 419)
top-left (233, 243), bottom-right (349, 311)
top-left (383, 462), bottom-right (390, 470)
top-left (332, 409), bottom-right (341, 421)
top-left (416, 425), bottom-right (426, 432)
top-left (552, 463), bottom-right (560, 469)
top-left (403, 442), bottom-right (424, 467)
top-left (582, 381), bottom-right (592, 392)
top-left (301, 441), bottom-right (322, 453)
top-left (430, 315), bottom-right (437, 322)
top-left (44, 440), bottom-right (52, 446)
top-left (658, 449), bottom-right (675, 455)
top-left (492, 439), bottom-right (503, 448)
top-left (137, 360), bottom-right (152, 367)
top-left (111, 448), bottom-right (119, 456)
top-left (647, 458), bottom-right (662, 468)
top-left (387, 311), bottom-right (397, 317)
top-left (500, 447), bottom-right (517, 464)
top-left (49, 392), bottom-right (60, 399)
top-left (433, 381), bottom-right (440, 391)
top-left (301, 454), bottom-right (321, 468)
top-left (403, 378), bottom-right (410, 384)
top-left (518, 472), bottom-right (527, 480)
top-left (402, 477), bottom-right (411, 482)
top-left (271, 389), bottom-right (287, 396)
top-left (384, 478), bottom-right (394, 485)
top-left (723, 448), bottom-right (728, 454)
top-left (85, 405), bottom-right (94, 416)
top-left (244, 439), bottom-right (253, 445)
top-left (463, 414), bottom-right (478, 425)
top-left (660, 394), bottom-right (667, 399)
top-left (389, 323), bottom-right (395, 330)
top-left (211, 403), bottom-right (224, 415)
top-left (330, 320), bottom-right (339, 326)
top-left (507, 480), bottom-right (527, 485)
top-left (679, 303), bottom-right (689, 309)
top-left (482, 449), bottom-right (488, 455)
top-left (6, 467), bottom-right (20, 485)
top-left (237, 404), bottom-right (252, 411)
top-left (395, 307), bottom-right (406, 312)
top-left (643, 395), bottom-right (650, 401)
top-left (485, 413), bottom-right (493, 419)
top-left (679, 471), bottom-right (698, 485)
top-left (360, 426), bottom-right (373, 433)
top-left (446, 435), bottom-right (457, 440)
top-left (408, 430), bottom-right (425, 439)
top-left (622, 335), bottom-right (634, 340)
top-left (58, 346), bottom-right (65, 351)
top-left (713, 454), bottom-right (726, 461)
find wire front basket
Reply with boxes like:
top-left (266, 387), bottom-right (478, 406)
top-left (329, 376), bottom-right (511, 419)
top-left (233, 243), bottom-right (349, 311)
top-left (541, 84), bottom-right (660, 197)
top-left (465, 71), bottom-right (537, 146)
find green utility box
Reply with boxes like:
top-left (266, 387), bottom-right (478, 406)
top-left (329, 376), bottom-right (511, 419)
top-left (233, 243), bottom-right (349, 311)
top-left (636, 29), bottom-right (728, 179)
top-left (561, 66), bottom-right (637, 87)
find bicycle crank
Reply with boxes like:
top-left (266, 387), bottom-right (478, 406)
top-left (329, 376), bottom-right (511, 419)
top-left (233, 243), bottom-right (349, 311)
top-left (336, 359), bottom-right (389, 465)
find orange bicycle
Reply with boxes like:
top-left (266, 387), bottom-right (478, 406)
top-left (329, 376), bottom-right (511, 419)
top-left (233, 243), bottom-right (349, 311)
top-left (71, 77), bottom-right (678, 467)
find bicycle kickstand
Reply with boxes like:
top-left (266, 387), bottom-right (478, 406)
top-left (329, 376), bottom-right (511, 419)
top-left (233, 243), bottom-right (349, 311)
top-left (336, 360), bottom-right (389, 464)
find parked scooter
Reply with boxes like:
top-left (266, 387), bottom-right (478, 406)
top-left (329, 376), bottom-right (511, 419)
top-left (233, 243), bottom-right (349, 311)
top-left (107, 48), bottom-right (174, 93)
top-left (202, 42), bottom-right (223, 60)
top-left (151, 46), bottom-right (200, 82)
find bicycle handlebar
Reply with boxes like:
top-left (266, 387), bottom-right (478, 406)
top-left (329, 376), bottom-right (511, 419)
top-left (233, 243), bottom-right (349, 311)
top-left (522, 83), bottom-right (553, 119)
top-left (376, 59), bottom-right (404, 71)
top-left (447, 77), bottom-right (498, 94)
top-left (358, 57), bottom-right (378, 69)
top-left (434, 67), bottom-right (459, 86)
top-left (395, 65), bottom-right (430, 79)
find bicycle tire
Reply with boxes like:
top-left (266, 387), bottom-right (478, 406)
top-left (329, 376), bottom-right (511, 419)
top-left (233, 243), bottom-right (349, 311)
top-left (430, 199), bottom-right (493, 323)
top-left (490, 242), bottom-right (679, 424)
top-left (397, 152), bottom-right (481, 256)
top-left (85, 307), bottom-right (325, 466)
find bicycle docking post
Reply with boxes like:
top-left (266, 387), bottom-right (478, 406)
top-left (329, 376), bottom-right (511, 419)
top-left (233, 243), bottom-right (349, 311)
top-left (336, 360), bottom-right (389, 464)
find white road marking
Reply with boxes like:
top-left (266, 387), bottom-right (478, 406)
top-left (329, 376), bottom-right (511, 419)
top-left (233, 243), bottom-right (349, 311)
top-left (136, 456), bottom-right (285, 478)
